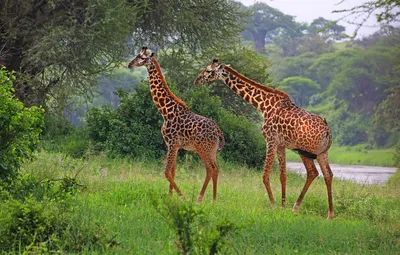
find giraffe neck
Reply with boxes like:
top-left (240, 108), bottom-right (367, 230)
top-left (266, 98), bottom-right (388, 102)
top-left (221, 65), bottom-right (289, 112)
top-left (146, 58), bottom-right (189, 119)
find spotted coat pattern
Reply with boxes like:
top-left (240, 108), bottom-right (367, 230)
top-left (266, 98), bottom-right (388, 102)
top-left (128, 48), bottom-right (224, 201)
top-left (195, 60), bottom-right (334, 219)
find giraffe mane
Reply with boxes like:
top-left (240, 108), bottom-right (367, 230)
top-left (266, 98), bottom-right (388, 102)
top-left (151, 57), bottom-right (189, 109)
top-left (223, 65), bottom-right (289, 98)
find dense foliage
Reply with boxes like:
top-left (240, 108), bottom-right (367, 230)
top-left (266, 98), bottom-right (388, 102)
top-left (0, 0), bottom-right (245, 110)
top-left (0, 68), bottom-right (43, 181)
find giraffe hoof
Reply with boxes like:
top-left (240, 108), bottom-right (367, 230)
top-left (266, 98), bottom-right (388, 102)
top-left (327, 212), bottom-right (334, 220)
top-left (292, 203), bottom-right (300, 214)
top-left (197, 196), bottom-right (203, 203)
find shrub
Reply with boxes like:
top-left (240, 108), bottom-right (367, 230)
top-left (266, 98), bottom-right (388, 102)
top-left (87, 82), bottom-right (166, 159)
top-left (153, 196), bottom-right (236, 255)
top-left (0, 174), bottom-right (118, 253)
top-left (0, 67), bottom-right (44, 181)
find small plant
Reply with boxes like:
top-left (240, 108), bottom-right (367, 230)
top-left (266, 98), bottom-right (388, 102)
top-left (152, 196), bottom-right (237, 255)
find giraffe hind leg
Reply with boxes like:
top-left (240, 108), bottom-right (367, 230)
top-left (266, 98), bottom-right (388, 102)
top-left (277, 146), bottom-right (287, 207)
top-left (197, 152), bottom-right (218, 202)
top-left (316, 152), bottom-right (334, 219)
top-left (293, 155), bottom-right (319, 214)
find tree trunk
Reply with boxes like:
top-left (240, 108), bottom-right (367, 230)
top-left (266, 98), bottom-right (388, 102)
top-left (252, 30), bottom-right (267, 52)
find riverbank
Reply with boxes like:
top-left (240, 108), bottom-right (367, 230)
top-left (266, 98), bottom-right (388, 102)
top-left (287, 162), bottom-right (398, 185)
top-left (286, 143), bottom-right (396, 167)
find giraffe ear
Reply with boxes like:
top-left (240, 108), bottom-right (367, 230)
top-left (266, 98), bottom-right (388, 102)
top-left (150, 52), bottom-right (155, 57)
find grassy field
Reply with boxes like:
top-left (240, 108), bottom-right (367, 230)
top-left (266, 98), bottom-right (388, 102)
top-left (12, 152), bottom-right (399, 254)
top-left (286, 143), bottom-right (396, 166)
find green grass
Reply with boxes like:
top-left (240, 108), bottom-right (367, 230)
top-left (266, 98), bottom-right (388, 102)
top-left (286, 143), bottom-right (396, 166)
top-left (13, 152), bottom-right (399, 254)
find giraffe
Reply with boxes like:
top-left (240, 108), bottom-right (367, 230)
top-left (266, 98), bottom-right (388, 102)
top-left (194, 59), bottom-right (334, 219)
top-left (127, 48), bottom-right (225, 202)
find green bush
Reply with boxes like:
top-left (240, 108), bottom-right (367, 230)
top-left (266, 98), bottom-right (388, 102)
top-left (0, 67), bottom-right (44, 181)
top-left (0, 174), bottom-right (118, 253)
top-left (153, 196), bottom-right (236, 255)
top-left (87, 82), bottom-right (166, 159)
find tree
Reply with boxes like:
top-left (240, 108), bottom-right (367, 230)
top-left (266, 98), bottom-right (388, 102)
top-left (279, 76), bottom-right (321, 107)
top-left (374, 87), bottom-right (400, 133)
top-left (0, 0), bottom-right (245, 110)
top-left (243, 2), bottom-right (295, 51)
top-left (327, 44), bottom-right (398, 114)
top-left (334, 0), bottom-right (400, 37)
top-left (308, 17), bottom-right (346, 40)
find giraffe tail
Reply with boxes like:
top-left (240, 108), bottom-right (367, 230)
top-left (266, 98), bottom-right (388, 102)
top-left (217, 129), bottom-right (225, 152)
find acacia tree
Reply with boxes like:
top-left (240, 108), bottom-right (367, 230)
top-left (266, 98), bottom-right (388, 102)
top-left (243, 2), bottom-right (295, 51)
top-left (279, 76), bottom-right (320, 107)
top-left (0, 0), bottom-right (245, 110)
top-left (334, 0), bottom-right (400, 37)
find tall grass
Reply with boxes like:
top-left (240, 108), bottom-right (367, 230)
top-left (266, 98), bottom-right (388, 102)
top-left (8, 152), bottom-right (400, 254)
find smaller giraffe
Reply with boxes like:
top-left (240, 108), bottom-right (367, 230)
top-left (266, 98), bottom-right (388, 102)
top-left (128, 47), bottom-right (225, 202)
top-left (194, 60), bottom-right (334, 219)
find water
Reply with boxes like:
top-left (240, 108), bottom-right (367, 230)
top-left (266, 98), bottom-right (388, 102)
top-left (286, 162), bottom-right (398, 185)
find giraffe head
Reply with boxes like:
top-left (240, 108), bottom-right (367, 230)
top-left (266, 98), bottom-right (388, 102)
top-left (194, 59), bottom-right (226, 86)
top-left (128, 47), bottom-right (154, 69)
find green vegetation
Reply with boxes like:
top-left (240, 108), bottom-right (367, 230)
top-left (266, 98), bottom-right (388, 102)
top-left (1, 152), bottom-right (397, 254)
top-left (1, 0), bottom-right (399, 254)
top-left (0, 68), bottom-right (44, 181)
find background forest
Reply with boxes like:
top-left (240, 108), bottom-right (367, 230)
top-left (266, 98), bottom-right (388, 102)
top-left (0, 0), bottom-right (399, 254)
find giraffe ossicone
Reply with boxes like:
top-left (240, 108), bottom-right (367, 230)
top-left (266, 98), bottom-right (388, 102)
top-left (128, 48), bottom-right (225, 202)
top-left (195, 59), bottom-right (334, 219)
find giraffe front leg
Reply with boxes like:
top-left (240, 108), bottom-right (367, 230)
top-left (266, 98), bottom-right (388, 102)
top-left (164, 146), bottom-right (184, 198)
top-left (293, 155), bottom-right (319, 215)
top-left (316, 153), bottom-right (334, 219)
top-left (262, 147), bottom-right (276, 207)
top-left (277, 146), bottom-right (287, 207)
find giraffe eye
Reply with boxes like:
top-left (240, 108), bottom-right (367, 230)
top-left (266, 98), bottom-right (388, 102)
top-left (205, 70), bottom-right (212, 73)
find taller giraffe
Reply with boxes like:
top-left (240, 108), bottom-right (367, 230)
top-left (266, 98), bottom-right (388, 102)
top-left (195, 60), bottom-right (334, 219)
top-left (128, 48), bottom-right (225, 202)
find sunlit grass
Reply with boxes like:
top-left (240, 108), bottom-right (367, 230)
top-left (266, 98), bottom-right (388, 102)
top-left (20, 152), bottom-right (400, 254)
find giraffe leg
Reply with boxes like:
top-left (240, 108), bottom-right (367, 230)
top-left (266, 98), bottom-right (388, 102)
top-left (210, 157), bottom-right (219, 201)
top-left (277, 146), bottom-right (287, 207)
top-left (197, 154), bottom-right (213, 202)
top-left (168, 159), bottom-right (177, 195)
top-left (293, 155), bottom-right (319, 214)
top-left (164, 146), bottom-right (184, 197)
top-left (316, 152), bottom-right (334, 219)
top-left (262, 146), bottom-right (277, 207)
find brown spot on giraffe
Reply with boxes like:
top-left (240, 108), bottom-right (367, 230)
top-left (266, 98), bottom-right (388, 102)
top-left (128, 47), bottom-right (225, 202)
top-left (194, 60), bottom-right (334, 219)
